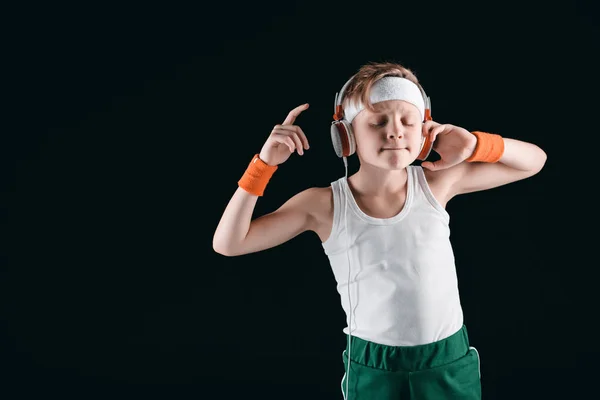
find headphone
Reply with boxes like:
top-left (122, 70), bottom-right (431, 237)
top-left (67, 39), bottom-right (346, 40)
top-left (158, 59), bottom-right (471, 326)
top-left (330, 74), bottom-right (434, 161)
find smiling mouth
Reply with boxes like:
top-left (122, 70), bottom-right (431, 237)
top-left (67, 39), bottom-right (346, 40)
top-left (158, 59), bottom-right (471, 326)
top-left (382, 148), bottom-right (405, 150)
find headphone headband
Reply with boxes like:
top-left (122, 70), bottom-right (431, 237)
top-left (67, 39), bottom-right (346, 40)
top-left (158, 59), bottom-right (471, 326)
top-left (333, 75), bottom-right (355, 121)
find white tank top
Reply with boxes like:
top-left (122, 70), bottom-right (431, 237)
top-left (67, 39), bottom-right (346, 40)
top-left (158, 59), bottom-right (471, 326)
top-left (321, 166), bottom-right (464, 346)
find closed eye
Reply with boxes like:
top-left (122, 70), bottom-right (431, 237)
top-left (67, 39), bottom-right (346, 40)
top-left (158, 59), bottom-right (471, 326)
top-left (370, 120), bottom-right (416, 127)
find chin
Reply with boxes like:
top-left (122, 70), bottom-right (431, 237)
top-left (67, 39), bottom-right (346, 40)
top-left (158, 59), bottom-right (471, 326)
top-left (381, 150), bottom-right (414, 169)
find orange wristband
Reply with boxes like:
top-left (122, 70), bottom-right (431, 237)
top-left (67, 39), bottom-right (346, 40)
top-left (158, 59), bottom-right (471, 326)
top-left (238, 154), bottom-right (278, 196)
top-left (466, 131), bottom-right (505, 163)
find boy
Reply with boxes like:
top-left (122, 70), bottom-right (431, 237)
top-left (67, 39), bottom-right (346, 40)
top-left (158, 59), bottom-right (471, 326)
top-left (213, 61), bottom-right (547, 399)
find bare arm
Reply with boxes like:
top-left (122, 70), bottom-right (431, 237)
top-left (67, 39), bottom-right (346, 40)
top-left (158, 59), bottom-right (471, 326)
top-left (449, 137), bottom-right (547, 196)
top-left (212, 187), bottom-right (317, 256)
top-left (213, 103), bottom-right (313, 257)
top-left (421, 122), bottom-right (547, 198)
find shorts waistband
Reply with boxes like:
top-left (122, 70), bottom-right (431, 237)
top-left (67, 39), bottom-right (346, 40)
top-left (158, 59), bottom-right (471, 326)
top-left (344, 325), bottom-right (471, 372)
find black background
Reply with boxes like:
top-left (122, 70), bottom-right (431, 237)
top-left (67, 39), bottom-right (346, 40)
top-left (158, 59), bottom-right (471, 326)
top-left (2, 1), bottom-right (599, 399)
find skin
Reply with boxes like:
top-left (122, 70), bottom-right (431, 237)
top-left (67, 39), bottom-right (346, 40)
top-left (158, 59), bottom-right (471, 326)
top-left (213, 101), bottom-right (547, 255)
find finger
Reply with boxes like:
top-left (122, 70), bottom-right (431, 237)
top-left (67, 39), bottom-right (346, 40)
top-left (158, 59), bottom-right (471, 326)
top-left (291, 132), bottom-right (305, 155)
top-left (274, 125), bottom-right (309, 149)
top-left (422, 120), bottom-right (438, 137)
top-left (429, 124), bottom-right (447, 141)
top-left (272, 129), bottom-right (302, 154)
top-left (282, 103), bottom-right (309, 126)
top-left (273, 128), bottom-right (304, 155)
top-left (273, 134), bottom-right (296, 153)
top-left (421, 159), bottom-right (450, 171)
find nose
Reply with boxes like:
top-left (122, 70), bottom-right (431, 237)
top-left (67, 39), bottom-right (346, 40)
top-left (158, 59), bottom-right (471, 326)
top-left (388, 118), bottom-right (404, 139)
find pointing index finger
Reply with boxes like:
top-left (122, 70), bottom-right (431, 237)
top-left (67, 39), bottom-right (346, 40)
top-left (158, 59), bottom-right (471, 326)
top-left (282, 103), bottom-right (309, 125)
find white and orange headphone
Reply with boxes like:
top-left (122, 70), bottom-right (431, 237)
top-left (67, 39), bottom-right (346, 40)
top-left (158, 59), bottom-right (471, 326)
top-left (330, 74), bottom-right (434, 161)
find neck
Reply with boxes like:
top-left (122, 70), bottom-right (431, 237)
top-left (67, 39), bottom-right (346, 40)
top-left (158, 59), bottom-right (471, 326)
top-left (348, 164), bottom-right (409, 196)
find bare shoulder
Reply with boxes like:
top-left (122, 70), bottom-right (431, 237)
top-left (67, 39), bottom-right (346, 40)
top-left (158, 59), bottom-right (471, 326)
top-left (421, 163), bottom-right (468, 208)
top-left (296, 186), bottom-right (334, 243)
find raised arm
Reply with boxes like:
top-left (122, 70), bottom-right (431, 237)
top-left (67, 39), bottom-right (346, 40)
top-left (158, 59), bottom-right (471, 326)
top-left (213, 186), bottom-right (319, 256)
top-left (419, 122), bottom-right (547, 198)
top-left (212, 103), bottom-right (312, 256)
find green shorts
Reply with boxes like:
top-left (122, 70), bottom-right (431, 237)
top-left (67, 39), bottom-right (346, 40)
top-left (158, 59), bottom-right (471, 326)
top-left (341, 325), bottom-right (481, 400)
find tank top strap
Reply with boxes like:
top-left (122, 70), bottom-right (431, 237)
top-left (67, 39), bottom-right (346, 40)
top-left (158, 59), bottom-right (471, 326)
top-left (410, 165), bottom-right (450, 222)
top-left (327, 177), bottom-right (348, 245)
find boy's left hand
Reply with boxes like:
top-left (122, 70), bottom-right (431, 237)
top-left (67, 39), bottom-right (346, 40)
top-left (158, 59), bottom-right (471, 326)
top-left (420, 121), bottom-right (478, 171)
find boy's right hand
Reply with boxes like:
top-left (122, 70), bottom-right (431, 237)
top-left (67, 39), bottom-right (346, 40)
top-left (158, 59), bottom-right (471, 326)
top-left (259, 103), bottom-right (310, 166)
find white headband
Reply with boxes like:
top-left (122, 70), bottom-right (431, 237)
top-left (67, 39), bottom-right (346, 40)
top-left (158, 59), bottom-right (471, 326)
top-left (342, 76), bottom-right (425, 123)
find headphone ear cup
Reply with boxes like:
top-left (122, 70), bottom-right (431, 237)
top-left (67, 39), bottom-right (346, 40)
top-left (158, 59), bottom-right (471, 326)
top-left (417, 133), bottom-right (434, 161)
top-left (330, 122), bottom-right (344, 158)
top-left (330, 120), bottom-right (356, 157)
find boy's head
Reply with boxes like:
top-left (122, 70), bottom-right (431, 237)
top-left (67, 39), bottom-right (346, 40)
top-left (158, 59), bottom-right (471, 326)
top-left (333, 62), bottom-right (429, 170)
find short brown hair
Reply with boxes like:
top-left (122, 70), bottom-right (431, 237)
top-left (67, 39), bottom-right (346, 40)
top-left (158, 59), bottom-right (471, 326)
top-left (341, 61), bottom-right (425, 115)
